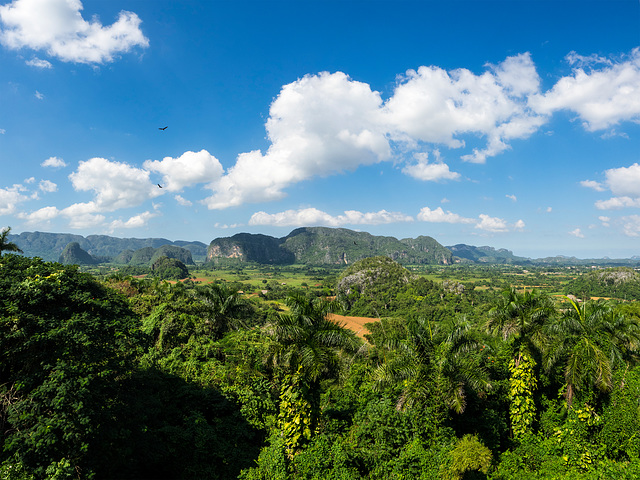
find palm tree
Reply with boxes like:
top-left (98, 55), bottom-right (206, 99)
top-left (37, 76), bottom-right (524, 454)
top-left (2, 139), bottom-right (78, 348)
top-left (486, 287), bottom-right (556, 438)
top-left (266, 292), bottom-right (360, 437)
top-left (0, 227), bottom-right (23, 256)
top-left (267, 292), bottom-right (359, 384)
top-left (193, 283), bottom-right (250, 339)
top-left (544, 297), bottom-right (640, 407)
top-left (373, 315), bottom-right (491, 414)
top-left (486, 287), bottom-right (555, 363)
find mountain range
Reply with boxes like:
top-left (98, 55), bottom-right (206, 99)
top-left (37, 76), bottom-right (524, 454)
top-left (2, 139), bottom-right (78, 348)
top-left (6, 228), bottom-right (640, 267)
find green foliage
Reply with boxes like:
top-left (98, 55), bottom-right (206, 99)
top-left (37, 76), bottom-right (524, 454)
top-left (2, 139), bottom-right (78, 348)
top-left (445, 434), bottom-right (492, 480)
top-left (509, 351), bottom-right (538, 439)
top-left (0, 255), bottom-right (142, 477)
top-left (278, 368), bottom-right (314, 457)
top-left (0, 227), bottom-right (23, 256)
top-left (564, 267), bottom-right (640, 300)
top-left (150, 255), bottom-right (190, 280)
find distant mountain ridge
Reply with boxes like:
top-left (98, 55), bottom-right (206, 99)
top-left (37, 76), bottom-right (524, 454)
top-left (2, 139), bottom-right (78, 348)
top-left (7, 231), bottom-right (207, 263)
top-left (6, 229), bottom-right (639, 266)
top-left (208, 227), bottom-right (454, 265)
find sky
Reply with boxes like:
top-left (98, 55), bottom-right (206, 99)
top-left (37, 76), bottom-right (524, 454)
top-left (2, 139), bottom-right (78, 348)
top-left (0, 0), bottom-right (639, 259)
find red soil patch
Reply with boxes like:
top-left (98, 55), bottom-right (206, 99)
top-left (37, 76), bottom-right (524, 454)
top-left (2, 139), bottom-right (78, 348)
top-left (328, 313), bottom-right (380, 338)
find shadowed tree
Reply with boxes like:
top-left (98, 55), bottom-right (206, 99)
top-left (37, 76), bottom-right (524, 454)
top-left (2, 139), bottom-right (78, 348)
top-left (544, 298), bottom-right (640, 407)
top-left (0, 226), bottom-right (23, 256)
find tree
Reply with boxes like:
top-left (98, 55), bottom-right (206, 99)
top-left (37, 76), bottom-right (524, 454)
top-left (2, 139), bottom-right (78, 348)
top-left (266, 292), bottom-right (360, 453)
top-left (544, 298), bottom-right (640, 407)
top-left (0, 226), bottom-right (22, 256)
top-left (372, 315), bottom-right (490, 414)
top-left (486, 287), bottom-right (556, 438)
top-left (0, 255), bottom-right (142, 477)
top-left (194, 282), bottom-right (252, 339)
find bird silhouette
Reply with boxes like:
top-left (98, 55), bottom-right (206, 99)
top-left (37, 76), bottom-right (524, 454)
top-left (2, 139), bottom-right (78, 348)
top-left (159, 126), bottom-right (168, 130)
top-left (157, 184), bottom-right (162, 188)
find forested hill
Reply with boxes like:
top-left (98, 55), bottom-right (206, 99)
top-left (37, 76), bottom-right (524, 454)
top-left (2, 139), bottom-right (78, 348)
top-left (7, 231), bottom-right (208, 262)
top-left (208, 227), bottom-right (454, 265)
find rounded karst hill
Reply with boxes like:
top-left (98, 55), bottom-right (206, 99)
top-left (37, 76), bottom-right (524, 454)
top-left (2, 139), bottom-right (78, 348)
top-left (336, 256), bottom-right (416, 316)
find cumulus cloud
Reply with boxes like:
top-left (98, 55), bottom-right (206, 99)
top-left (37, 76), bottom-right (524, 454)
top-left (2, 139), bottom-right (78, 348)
top-left (476, 214), bottom-right (509, 233)
top-left (203, 72), bottom-right (390, 209)
top-left (569, 228), bottom-right (585, 238)
top-left (143, 150), bottom-right (224, 192)
top-left (417, 207), bottom-right (475, 224)
top-left (0, 0), bottom-right (149, 64)
top-left (25, 56), bottom-right (51, 68)
top-left (38, 179), bottom-right (56, 192)
top-left (17, 205), bottom-right (59, 226)
top-left (580, 179), bottom-right (605, 192)
top-left (109, 210), bottom-right (159, 230)
top-left (402, 151), bottom-right (460, 181)
top-left (41, 156), bottom-right (66, 168)
top-left (587, 163), bottom-right (640, 210)
top-left (384, 52), bottom-right (545, 164)
top-left (68, 157), bottom-right (162, 212)
top-left (622, 215), bottom-right (640, 237)
top-left (0, 184), bottom-right (29, 215)
top-left (249, 207), bottom-right (413, 227)
top-left (198, 50), bottom-right (640, 211)
top-left (175, 195), bottom-right (192, 207)
top-left (529, 48), bottom-right (640, 131)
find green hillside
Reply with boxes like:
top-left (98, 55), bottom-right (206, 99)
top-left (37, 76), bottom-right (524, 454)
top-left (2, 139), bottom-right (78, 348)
top-left (208, 227), bottom-right (454, 266)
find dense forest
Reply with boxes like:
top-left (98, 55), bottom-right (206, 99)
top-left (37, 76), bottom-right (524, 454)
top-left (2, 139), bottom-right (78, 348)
top-left (2, 251), bottom-right (640, 479)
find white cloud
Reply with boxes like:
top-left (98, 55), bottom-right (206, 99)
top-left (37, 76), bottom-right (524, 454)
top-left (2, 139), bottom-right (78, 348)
top-left (17, 205), bottom-right (59, 226)
top-left (476, 214), bottom-right (509, 233)
top-left (622, 215), bottom-right (640, 237)
top-left (569, 228), bottom-right (585, 238)
top-left (402, 151), bottom-right (460, 181)
top-left (580, 179), bottom-right (605, 192)
top-left (384, 52), bottom-right (545, 164)
top-left (143, 149), bottom-right (224, 192)
top-left (34, 90), bottom-right (44, 99)
top-left (417, 206), bottom-right (475, 224)
top-left (529, 48), bottom-right (640, 131)
top-left (604, 162), bottom-right (640, 197)
top-left (25, 56), bottom-right (51, 68)
top-left (0, 0), bottom-right (149, 64)
top-left (249, 207), bottom-right (412, 227)
top-left (514, 219), bottom-right (525, 230)
top-left (38, 179), bottom-right (56, 192)
top-left (68, 157), bottom-right (162, 212)
top-left (595, 196), bottom-right (640, 210)
top-left (59, 202), bottom-right (105, 228)
top-left (546, 207), bottom-right (552, 213)
top-left (174, 195), bottom-right (192, 207)
top-left (0, 128), bottom-right (5, 134)
top-left (0, 184), bottom-right (29, 214)
top-left (203, 72), bottom-right (390, 209)
top-left (584, 163), bottom-right (640, 210)
top-left (41, 156), bottom-right (66, 168)
top-left (506, 194), bottom-right (517, 202)
top-left (109, 210), bottom-right (158, 230)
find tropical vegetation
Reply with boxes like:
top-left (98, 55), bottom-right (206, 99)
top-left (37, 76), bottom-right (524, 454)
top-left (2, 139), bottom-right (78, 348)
top-left (1, 247), bottom-right (640, 479)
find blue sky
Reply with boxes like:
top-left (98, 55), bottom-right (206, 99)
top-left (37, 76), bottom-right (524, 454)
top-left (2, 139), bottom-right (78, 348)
top-left (1, 0), bottom-right (639, 258)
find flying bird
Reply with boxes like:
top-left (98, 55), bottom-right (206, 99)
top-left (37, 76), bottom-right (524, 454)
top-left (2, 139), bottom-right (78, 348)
top-left (159, 126), bottom-right (168, 130)
top-left (157, 184), bottom-right (163, 188)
